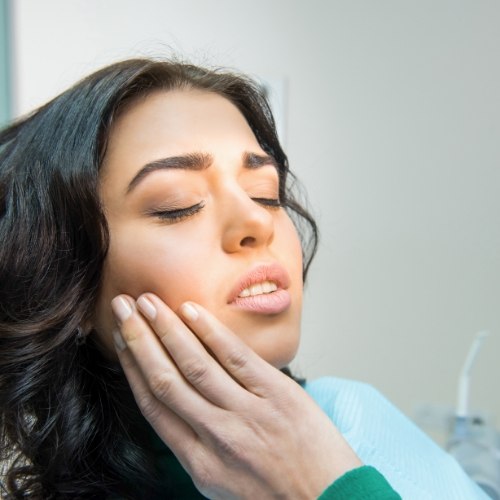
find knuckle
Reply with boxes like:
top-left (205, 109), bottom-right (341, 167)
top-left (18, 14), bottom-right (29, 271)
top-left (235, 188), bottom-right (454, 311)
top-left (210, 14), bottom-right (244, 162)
top-left (148, 371), bottom-right (176, 402)
top-left (187, 452), bottom-right (216, 494)
top-left (182, 358), bottom-right (209, 386)
top-left (191, 463), bottom-right (215, 494)
top-left (224, 348), bottom-right (248, 372)
top-left (136, 393), bottom-right (161, 422)
top-left (211, 431), bottom-right (243, 462)
top-left (197, 418), bottom-right (244, 462)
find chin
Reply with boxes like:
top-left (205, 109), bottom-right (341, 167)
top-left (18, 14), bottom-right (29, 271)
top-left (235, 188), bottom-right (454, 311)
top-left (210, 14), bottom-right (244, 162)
top-left (268, 348), bottom-right (299, 370)
top-left (243, 330), bottom-right (300, 369)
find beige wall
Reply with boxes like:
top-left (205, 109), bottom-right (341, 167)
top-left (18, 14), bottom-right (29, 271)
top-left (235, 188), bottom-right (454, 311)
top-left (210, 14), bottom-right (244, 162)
top-left (11, 0), bottom-right (500, 432)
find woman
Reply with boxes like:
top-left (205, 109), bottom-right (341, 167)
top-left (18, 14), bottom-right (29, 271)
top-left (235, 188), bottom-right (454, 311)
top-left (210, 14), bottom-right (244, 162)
top-left (0, 58), bottom-right (486, 499)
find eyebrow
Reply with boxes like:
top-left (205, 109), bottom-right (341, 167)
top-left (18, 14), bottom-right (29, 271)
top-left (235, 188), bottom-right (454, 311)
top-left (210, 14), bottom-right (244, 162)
top-left (127, 153), bottom-right (211, 193)
top-left (243, 152), bottom-right (279, 170)
top-left (126, 151), bottom-right (278, 193)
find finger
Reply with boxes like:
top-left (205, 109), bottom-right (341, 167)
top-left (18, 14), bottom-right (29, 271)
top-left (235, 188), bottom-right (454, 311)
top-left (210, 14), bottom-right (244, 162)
top-left (136, 293), bottom-right (251, 410)
top-left (177, 301), bottom-right (285, 397)
top-left (114, 332), bottom-right (200, 465)
top-left (111, 295), bottom-right (220, 427)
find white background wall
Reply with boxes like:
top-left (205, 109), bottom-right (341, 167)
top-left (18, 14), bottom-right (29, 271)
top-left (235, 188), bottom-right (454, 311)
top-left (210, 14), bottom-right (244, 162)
top-left (10, 0), bottom-right (500, 434)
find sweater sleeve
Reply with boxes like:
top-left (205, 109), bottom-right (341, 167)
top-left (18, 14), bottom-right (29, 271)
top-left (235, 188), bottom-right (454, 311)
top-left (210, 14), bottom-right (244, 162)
top-left (318, 466), bottom-right (401, 500)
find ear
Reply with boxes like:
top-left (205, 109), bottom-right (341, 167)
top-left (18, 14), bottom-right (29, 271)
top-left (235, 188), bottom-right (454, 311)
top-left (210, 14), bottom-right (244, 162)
top-left (75, 318), bottom-right (94, 345)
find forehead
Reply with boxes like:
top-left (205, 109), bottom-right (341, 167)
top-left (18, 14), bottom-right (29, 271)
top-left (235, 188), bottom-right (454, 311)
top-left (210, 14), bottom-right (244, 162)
top-left (100, 89), bottom-right (267, 188)
top-left (105, 89), bottom-right (258, 156)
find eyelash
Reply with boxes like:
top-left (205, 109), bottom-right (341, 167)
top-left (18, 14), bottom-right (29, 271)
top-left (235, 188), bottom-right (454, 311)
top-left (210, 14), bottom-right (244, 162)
top-left (150, 202), bottom-right (205, 223)
top-left (150, 197), bottom-right (281, 223)
top-left (251, 197), bottom-right (282, 209)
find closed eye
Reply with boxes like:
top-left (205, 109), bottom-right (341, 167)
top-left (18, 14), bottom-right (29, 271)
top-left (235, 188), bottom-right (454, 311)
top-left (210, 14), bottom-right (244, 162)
top-left (147, 201), bottom-right (205, 223)
top-left (251, 197), bottom-right (281, 209)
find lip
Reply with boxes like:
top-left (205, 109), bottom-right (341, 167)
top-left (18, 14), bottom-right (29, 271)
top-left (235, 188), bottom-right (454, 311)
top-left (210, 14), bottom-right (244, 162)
top-left (228, 263), bottom-right (291, 315)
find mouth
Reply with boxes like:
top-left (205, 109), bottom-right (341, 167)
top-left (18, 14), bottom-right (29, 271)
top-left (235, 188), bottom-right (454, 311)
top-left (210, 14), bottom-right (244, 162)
top-left (228, 263), bottom-right (291, 315)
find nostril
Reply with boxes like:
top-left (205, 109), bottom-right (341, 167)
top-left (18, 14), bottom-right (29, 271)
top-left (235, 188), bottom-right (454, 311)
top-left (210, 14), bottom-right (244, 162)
top-left (240, 236), bottom-right (256, 247)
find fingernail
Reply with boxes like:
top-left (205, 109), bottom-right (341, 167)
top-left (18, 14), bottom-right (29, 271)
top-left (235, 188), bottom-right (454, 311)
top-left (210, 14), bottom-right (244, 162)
top-left (180, 302), bottom-right (198, 322)
top-left (113, 329), bottom-right (127, 351)
top-left (111, 296), bottom-right (133, 324)
top-left (137, 295), bottom-right (157, 321)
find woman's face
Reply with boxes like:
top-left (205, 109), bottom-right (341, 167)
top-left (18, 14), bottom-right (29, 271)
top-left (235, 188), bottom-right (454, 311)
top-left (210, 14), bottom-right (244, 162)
top-left (94, 89), bottom-right (303, 368)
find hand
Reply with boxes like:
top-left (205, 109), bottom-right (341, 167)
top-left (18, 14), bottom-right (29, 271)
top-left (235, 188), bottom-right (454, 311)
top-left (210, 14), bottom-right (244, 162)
top-left (111, 293), bottom-right (362, 499)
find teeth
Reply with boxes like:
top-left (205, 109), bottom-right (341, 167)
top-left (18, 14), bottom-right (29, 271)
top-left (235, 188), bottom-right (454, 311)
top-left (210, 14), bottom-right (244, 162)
top-left (239, 281), bottom-right (278, 298)
top-left (262, 281), bottom-right (275, 294)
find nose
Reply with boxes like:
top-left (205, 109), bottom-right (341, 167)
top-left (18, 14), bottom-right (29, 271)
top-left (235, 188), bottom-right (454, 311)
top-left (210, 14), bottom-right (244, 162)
top-left (220, 188), bottom-right (275, 253)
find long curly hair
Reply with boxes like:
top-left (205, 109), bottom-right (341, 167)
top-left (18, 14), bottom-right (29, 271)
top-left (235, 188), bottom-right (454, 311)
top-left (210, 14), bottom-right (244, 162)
top-left (0, 58), bottom-right (318, 498)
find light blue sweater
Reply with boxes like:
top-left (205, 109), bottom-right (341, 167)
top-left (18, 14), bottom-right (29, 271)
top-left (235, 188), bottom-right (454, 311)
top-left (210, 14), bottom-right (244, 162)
top-left (305, 377), bottom-right (489, 499)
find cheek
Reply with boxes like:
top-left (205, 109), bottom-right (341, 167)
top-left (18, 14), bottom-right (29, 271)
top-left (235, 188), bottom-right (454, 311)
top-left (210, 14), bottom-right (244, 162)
top-left (106, 226), bottom-right (213, 304)
top-left (95, 224), bottom-right (217, 338)
top-left (275, 213), bottom-right (304, 279)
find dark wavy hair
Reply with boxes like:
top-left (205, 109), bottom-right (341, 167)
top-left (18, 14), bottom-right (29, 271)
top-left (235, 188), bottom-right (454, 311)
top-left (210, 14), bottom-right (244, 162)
top-left (0, 58), bottom-right (318, 498)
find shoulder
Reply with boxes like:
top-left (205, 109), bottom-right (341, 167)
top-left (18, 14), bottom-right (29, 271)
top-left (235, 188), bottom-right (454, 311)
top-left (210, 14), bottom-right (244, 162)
top-left (303, 377), bottom-right (392, 433)
top-left (303, 376), bottom-right (440, 458)
top-left (303, 377), bottom-right (489, 500)
top-left (303, 376), bottom-right (374, 401)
